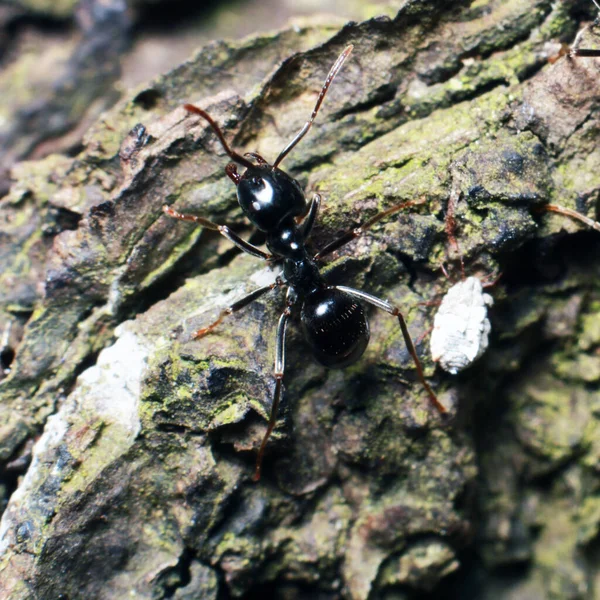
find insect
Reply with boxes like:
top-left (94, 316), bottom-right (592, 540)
top-left (163, 45), bottom-right (446, 481)
top-left (429, 186), bottom-right (496, 374)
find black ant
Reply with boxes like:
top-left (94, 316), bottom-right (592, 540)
top-left (163, 46), bottom-right (446, 481)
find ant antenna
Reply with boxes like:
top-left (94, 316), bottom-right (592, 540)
top-left (272, 45), bottom-right (353, 169)
top-left (183, 103), bottom-right (255, 169)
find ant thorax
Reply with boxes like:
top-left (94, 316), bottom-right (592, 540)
top-left (266, 219), bottom-right (307, 258)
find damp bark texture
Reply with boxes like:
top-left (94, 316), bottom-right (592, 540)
top-left (1, 1), bottom-right (600, 599)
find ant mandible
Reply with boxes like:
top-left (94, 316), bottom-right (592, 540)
top-left (163, 45), bottom-right (446, 481)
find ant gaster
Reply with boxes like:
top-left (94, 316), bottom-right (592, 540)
top-left (163, 45), bottom-right (446, 481)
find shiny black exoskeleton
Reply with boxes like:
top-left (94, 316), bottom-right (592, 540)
top-left (236, 161), bottom-right (371, 369)
top-left (163, 45), bottom-right (444, 481)
top-left (238, 165), bottom-right (305, 232)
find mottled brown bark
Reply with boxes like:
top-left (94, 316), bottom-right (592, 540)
top-left (1, 1), bottom-right (600, 599)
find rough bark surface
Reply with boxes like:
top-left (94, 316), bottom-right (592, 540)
top-left (1, 1), bottom-right (600, 599)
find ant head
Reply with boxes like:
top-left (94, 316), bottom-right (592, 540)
top-left (237, 164), bottom-right (305, 231)
top-left (183, 45), bottom-right (353, 227)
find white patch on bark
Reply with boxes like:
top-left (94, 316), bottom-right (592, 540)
top-left (77, 326), bottom-right (147, 431)
top-left (0, 325), bottom-right (148, 553)
top-left (249, 265), bottom-right (279, 288)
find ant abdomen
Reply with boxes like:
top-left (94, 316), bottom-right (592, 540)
top-left (301, 287), bottom-right (370, 368)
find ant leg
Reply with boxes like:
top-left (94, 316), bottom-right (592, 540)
top-left (335, 285), bottom-right (447, 414)
top-left (445, 186), bottom-right (465, 280)
top-left (549, 10), bottom-right (600, 63)
top-left (548, 43), bottom-right (570, 64)
top-left (415, 325), bottom-right (434, 346)
top-left (550, 42), bottom-right (600, 63)
top-left (481, 271), bottom-right (502, 289)
top-left (193, 277), bottom-right (285, 339)
top-left (273, 45), bottom-right (354, 168)
top-left (301, 193), bottom-right (321, 239)
top-left (162, 205), bottom-right (273, 261)
top-left (572, 48), bottom-right (600, 57)
top-left (314, 199), bottom-right (425, 260)
top-left (543, 203), bottom-right (600, 232)
top-left (570, 12), bottom-right (600, 58)
top-left (253, 305), bottom-right (291, 481)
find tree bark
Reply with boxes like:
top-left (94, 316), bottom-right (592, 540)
top-left (1, 1), bottom-right (600, 599)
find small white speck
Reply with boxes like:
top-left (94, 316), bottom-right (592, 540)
top-left (249, 266), bottom-right (279, 287)
top-left (254, 178), bottom-right (274, 206)
top-left (316, 303), bottom-right (328, 317)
